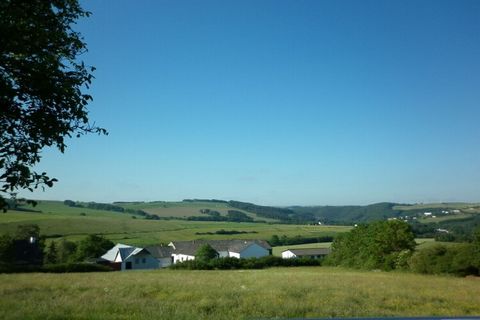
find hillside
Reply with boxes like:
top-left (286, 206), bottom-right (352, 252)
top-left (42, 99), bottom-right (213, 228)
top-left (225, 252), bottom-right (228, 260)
top-left (290, 202), bottom-right (402, 223)
top-left (290, 202), bottom-right (480, 224)
top-left (3, 199), bottom-right (479, 245)
top-left (0, 200), bottom-right (349, 246)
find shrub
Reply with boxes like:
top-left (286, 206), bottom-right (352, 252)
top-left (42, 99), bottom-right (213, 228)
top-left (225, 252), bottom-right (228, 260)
top-left (42, 263), bottom-right (113, 273)
top-left (0, 263), bottom-right (113, 274)
top-left (409, 244), bottom-right (479, 276)
top-left (171, 255), bottom-right (322, 270)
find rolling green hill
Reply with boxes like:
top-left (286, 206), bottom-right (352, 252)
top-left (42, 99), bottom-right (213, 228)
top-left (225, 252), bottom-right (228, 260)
top-left (2, 199), bottom-right (479, 245)
top-left (0, 200), bottom-right (350, 246)
top-left (290, 202), bottom-right (480, 224)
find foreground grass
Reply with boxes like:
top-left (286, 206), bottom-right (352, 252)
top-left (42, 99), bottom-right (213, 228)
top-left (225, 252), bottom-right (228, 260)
top-left (0, 267), bottom-right (479, 320)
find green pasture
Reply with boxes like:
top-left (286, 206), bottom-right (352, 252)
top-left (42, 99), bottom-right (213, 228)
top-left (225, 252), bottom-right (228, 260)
top-left (418, 213), bottom-right (475, 223)
top-left (271, 238), bottom-right (462, 256)
top-left (1, 267), bottom-right (479, 320)
top-left (272, 242), bottom-right (332, 256)
top-left (117, 200), bottom-right (277, 222)
top-left (394, 202), bottom-right (480, 211)
top-left (0, 201), bottom-right (350, 246)
top-left (415, 238), bottom-right (464, 249)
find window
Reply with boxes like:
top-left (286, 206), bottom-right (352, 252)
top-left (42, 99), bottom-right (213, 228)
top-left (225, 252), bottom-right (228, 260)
top-left (135, 258), bottom-right (139, 264)
top-left (142, 258), bottom-right (146, 264)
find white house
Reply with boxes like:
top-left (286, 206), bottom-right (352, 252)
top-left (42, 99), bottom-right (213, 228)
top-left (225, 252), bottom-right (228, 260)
top-left (281, 248), bottom-right (331, 259)
top-left (100, 244), bottom-right (160, 270)
top-left (168, 239), bottom-right (272, 263)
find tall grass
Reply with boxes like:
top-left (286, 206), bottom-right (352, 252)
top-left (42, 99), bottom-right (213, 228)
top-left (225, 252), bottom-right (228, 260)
top-left (0, 267), bottom-right (479, 319)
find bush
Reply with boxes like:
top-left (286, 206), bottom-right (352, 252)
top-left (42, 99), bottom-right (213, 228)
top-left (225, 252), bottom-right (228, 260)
top-left (408, 244), bottom-right (479, 276)
top-left (326, 220), bottom-right (416, 271)
top-left (210, 257), bottom-right (242, 269)
top-left (171, 255), bottom-right (322, 270)
top-left (42, 263), bottom-right (114, 273)
top-left (0, 263), bottom-right (113, 274)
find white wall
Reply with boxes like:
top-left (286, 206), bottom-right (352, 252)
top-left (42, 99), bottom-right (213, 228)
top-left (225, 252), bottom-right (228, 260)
top-left (172, 253), bottom-right (195, 264)
top-left (217, 250), bottom-right (229, 258)
top-left (281, 250), bottom-right (296, 259)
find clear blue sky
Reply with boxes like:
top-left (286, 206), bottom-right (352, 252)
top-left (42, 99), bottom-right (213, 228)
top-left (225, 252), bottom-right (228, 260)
top-left (21, 0), bottom-right (480, 206)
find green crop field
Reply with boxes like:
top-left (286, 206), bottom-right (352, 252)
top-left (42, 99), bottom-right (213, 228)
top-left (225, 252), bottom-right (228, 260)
top-left (1, 267), bottom-right (479, 320)
top-left (272, 242), bottom-right (332, 256)
top-left (0, 201), bottom-right (350, 246)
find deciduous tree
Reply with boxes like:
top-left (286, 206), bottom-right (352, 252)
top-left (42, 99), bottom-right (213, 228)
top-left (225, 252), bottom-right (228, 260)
top-left (0, 0), bottom-right (106, 210)
top-left (195, 244), bottom-right (218, 262)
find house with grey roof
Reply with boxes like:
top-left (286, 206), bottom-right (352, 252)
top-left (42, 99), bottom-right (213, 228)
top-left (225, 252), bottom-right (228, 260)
top-left (281, 248), bottom-right (330, 259)
top-left (100, 244), bottom-right (162, 270)
top-left (145, 245), bottom-right (173, 268)
top-left (168, 239), bottom-right (272, 264)
top-left (100, 239), bottom-right (272, 270)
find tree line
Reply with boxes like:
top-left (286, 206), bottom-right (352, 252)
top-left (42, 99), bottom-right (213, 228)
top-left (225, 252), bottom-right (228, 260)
top-left (0, 224), bottom-right (114, 273)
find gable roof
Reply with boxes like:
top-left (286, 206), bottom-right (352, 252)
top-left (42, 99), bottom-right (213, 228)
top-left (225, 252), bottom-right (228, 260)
top-left (145, 246), bottom-right (173, 259)
top-left (101, 243), bottom-right (133, 262)
top-left (169, 239), bottom-right (271, 256)
top-left (117, 247), bottom-right (143, 261)
top-left (283, 248), bottom-right (331, 256)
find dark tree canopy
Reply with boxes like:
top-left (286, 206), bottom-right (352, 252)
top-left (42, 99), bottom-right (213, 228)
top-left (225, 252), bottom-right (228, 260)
top-left (0, 0), bottom-right (106, 209)
top-left (75, 234), bottom-right (113, 262)
top-left (327, 220), bottom-right (416, 271)
top-left (195, 244), bottom-right (219, 262)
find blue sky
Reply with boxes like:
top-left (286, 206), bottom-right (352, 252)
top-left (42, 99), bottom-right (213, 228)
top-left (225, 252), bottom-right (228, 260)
top-left (21, 0), bottom-right (480, 205)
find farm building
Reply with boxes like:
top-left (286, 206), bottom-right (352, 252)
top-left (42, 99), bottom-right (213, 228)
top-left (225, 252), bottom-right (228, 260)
top-left (99, 239), bottom-right (272, 270)
top-left (145, 245), bottom-right (173, 268)
top-left (168, 239), bottom-right (272, 263)
top-left (100, 244), bottom-right (162, 270)
top-left (281, 248), bottom-right (330, 259)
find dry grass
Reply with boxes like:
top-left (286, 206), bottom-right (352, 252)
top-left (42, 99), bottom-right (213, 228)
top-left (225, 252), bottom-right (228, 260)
top-left (0, 267), bottom-right (479, 319)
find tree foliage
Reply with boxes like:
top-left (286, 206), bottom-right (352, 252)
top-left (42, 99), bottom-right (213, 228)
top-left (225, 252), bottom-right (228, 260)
top-left (74, 234), bottom-right (113, 262)
top-left (327, 220), bottom-right (416, 270)
top-left (409, 243), bottom-right (479, 276)
top-left (44, 241), bottom-right (58, 264)
top-left (195, 244), bottom-right (219, 262)
top-left (0, 0), bottom-right (106, 210)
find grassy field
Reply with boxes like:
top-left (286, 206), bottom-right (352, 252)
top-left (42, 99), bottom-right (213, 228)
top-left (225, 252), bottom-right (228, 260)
top-left (417, 213), bottom-right (475, 223)
top-left (0, 267), bottom-right (479, 320)
top-left (270, 238), bottom-right (459, 255)
top-left (0, 201), bottom-right (350, 246)
top-left (393, 202), bottom-right (480, 211)
top-left (415, 238), bottom-right (464, 249)
top-left (115, 200), bottom-right (277, 221)
top-left (272, 242), bottom-right (332, 256)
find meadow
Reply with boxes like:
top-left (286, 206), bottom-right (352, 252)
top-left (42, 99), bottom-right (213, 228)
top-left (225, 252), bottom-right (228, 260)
top-left (393, 202), bottom-right (480, 211)
top-left (0, 201), bottom-right (350, 246)
top-left (0, 267), bottom-right (479, 320)
top-left (272, 242), bottom-right (332, 256)
top-left (115, 200), bottom-right (276, 221)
